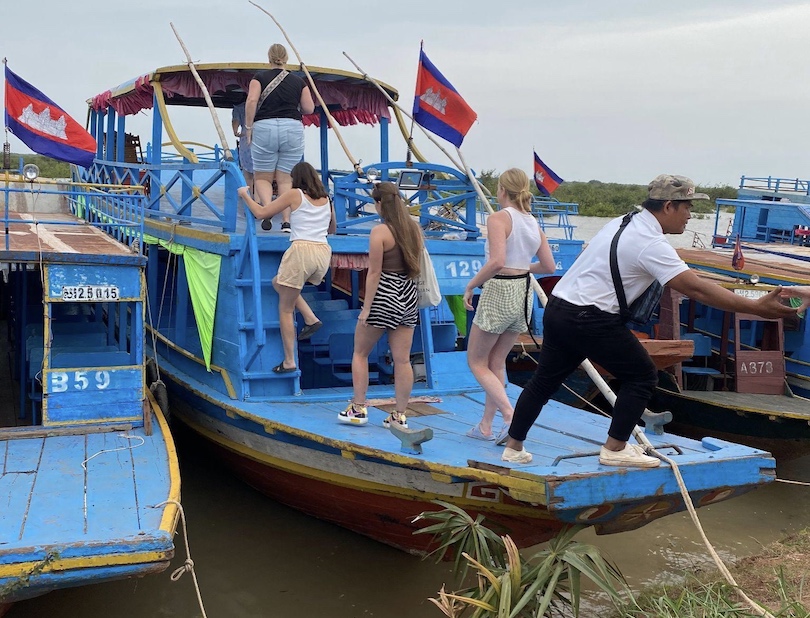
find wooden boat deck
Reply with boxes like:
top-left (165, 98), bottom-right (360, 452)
top-left (0, 213), bottom-right (140, 263)
top-left (678, 246), bottom-right (810, 284)
top-left (192, 380), bottom-right (771, 478)
top-left (0, 422), bottom-right (174, 553)
top-left (678, 390), bottom-right (810, 419)
top-left (512, 332), bottom-right (695, 371)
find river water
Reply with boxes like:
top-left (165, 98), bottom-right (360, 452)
top-left (11, 210), bottom-right (810, 617)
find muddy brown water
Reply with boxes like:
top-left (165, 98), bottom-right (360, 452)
top-left (14, 212), bottom-right (810, 617)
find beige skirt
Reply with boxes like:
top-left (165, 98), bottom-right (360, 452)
top-left (275, 240), bottom-right (332, 289)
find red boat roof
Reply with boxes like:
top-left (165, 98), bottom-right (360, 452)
top-left (89, 62), bottom-right (399, 127)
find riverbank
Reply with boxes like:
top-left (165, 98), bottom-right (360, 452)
top-left (615, 528), bottom-right (810, 616)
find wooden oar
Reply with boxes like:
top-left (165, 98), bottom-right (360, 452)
top-left (249, 2), bottom-right (362, 175)
top-left (169, 23), bottom-right (234, 162)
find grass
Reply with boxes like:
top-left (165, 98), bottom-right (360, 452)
top-left (613, 529), bottom-right (810, 618)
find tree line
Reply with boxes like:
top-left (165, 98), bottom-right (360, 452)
top-left (477, 169), bottom-right (736, 217)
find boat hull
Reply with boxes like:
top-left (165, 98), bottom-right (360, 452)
top-left (163, 366), bottom-right (769, 554)
top-left (651, 377), bottom-right (810, 461)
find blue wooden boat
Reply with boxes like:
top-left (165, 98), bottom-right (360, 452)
top-left (643, 174), bottom-right (810, 458)
top-left (78, 61), bottom-right (777, 554)
top-left (0, 175), bottom-right (179, 607)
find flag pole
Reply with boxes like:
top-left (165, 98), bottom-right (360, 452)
top-left (249, 1), bottom-right (362, 175)
top-left (169, 23), bottom-right (234, 162)
top-left (342, 52), bottom-right (465, 172)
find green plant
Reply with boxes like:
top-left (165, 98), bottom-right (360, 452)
top-left (415, 501), bottom-right (630, 617)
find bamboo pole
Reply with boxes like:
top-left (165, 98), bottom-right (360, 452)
top-left (169, 23), bottom-right (234, 162)
top-left (249, 2), bottom-right (361, 174)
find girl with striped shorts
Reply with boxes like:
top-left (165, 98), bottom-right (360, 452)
top-left (338, 182), bottom-right (424, 429)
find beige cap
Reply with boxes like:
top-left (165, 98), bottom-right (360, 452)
top-left (648, 174), bottom-right (710, 201)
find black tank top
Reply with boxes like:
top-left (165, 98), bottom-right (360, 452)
top-left (253, 69), bottom-right (306, 122)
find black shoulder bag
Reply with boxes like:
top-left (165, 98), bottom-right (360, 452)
top-left (609, 211), bottom-right (663, 325)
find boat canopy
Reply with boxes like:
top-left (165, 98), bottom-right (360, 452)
top-left (89, 62), bottom-right (398, 127)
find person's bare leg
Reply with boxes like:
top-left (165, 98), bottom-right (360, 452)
top-left (467, 325), bottom-right (514, 433)
top-left (275, 170), bottom-right (293, 225)
top-left (253, 171), bottom-right (276, 218)
top-left (295, 295), bottom-right (319, 327)
top-left (388, 326), bottom-right (416, 414)
top-left (273, 277), bottom-right (300, 369)
top-left (488, 332), bottom-right (520, 425)
top-left (351, 322), bottom-right (385, 404)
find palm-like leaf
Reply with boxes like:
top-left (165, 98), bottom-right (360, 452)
top-left (422, 513), bottom-right (632, 618)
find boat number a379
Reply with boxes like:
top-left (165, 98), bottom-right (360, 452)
top-left (49, 371), bottom-right (112, 392)
top-left (738, 361), bottom-right (774, 375)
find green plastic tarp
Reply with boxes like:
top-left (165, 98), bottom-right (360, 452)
top-left (144, 234), bottom-right (221, 370)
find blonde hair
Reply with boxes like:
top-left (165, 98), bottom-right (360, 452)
top-left (371, 182), bottom-right (423, 279)
top-left (498, 168), bottom-right (533, 213)
top-left (268, 44), bottom-right (288, 66)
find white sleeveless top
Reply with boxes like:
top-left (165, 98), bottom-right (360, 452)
top-left (485, 207), bottom-right (541, 269)
top-left (289, 190), bottom-right (331, 243)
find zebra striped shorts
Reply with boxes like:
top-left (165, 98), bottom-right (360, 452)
top-left (366, 271), bottom-right (418, 330)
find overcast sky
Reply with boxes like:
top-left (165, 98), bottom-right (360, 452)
top-left (4, 0), bottom-right (810, 186)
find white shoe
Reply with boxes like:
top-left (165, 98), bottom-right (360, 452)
top-left (501, 447), bottom-right (532, 464)
top-left (599, 443), bottom-right (660, 468)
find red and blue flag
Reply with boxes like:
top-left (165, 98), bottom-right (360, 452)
top-left (412, 48), bottom-right (476, 148)
top-left (533, 151), bottom-right (563, 196)
top-left (4, 65), bottom-right (96, 168)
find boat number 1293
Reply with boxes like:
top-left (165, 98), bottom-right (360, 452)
top-left (50, 371), bottom-right (111, 392)
top-left (445, 260), bottom-right (483, 278)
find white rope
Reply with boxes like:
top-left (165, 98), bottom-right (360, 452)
top-left (82, 433), bottom-right (145, 525)
top-left (775, 478), bottom-right (810, 487)
top-left (152, 499), bottom-right (208, 618)
top-left (81, 433), bottom-right (144, 471)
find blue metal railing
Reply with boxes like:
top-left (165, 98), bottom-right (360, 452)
top-left (739, 175), bottom-right (810, 195)
top-left (334, 162), bottom-right (480, 240)
top-left (1, 176), bottom-right (144, 252)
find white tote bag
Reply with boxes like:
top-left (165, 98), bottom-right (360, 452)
top-left (417, 247), bottom-right (441, 308)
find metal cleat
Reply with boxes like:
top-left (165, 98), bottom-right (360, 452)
top-left (388, 424), bottom-right (433, 455)
top-left (641, 410), bottom-right (672, 435)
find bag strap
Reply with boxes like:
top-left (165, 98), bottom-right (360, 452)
top-left (522, 273), bottom-right (542, 349)
top-left (257, 70), bottom-right (290, 109)
top-left (609, 211), bottom-right (637, 321)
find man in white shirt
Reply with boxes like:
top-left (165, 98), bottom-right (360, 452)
top-left (501, 174), bottom-right (798, 467)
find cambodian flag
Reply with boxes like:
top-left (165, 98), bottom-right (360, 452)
top-left (412, 48), bottom-right (477, 148)
top-left (4, 65), bottom-right (96, 168)
top-left (533, 152), bottom-right (563, 196)
top-left (732, 234), bottom-right (745, 271)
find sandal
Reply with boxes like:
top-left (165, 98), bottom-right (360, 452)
top-left (298, 320), bottom-right (323, 341)
top-left (466, 423), bottom-right (495, 441)
top-left (272, 362), bottom-right (297, 374)
top-left (495, 423), bottom-right (511, 446)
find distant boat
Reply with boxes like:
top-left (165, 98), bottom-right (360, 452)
top-left (78, 61), bottom-right (777, 555)
top-left (648, 186), bottom-right (810, 459)
top-left (0, 177), bottom-right (179, 608)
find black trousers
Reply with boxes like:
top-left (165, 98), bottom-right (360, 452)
top-left (510, 296), bottom-right (658, 443)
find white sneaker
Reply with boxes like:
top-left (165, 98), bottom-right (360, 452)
top-left (501, 447), bottom-right (532, 464)
top-left (599, 443), bottom-right (660, 468)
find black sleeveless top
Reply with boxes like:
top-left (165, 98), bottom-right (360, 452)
top-left (253, 69), bottom-right (306, 122)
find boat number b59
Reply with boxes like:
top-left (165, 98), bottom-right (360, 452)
top-left (738, 361), bottom-right (774, 375)
top-left (49, 371), bottom-right (112, 392)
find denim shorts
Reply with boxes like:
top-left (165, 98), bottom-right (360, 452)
top-left (251, 118), bottom-right (304, 174)
top-left (237, 137), bottom-right (253, 174)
